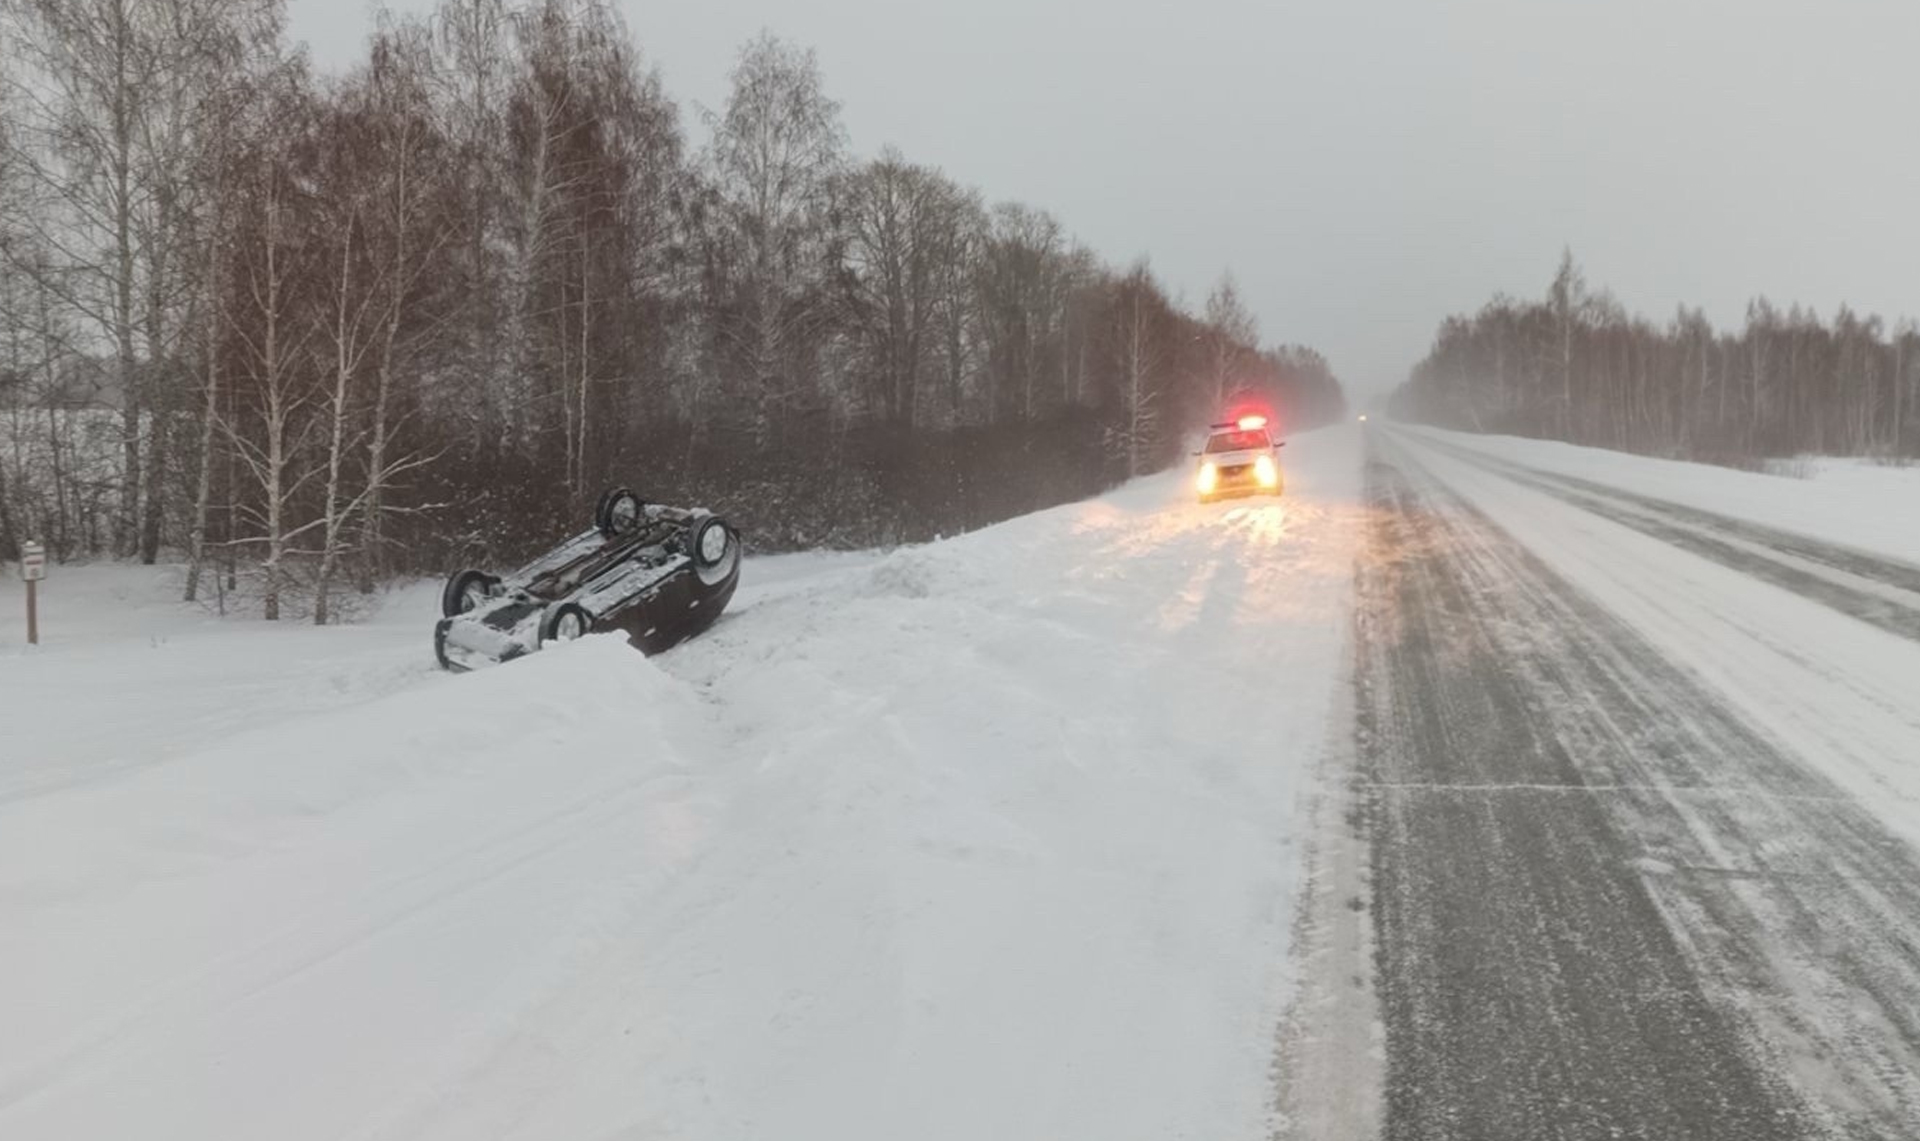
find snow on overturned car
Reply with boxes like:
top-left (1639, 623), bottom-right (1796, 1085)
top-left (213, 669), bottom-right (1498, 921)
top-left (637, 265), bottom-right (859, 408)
top-left (1195, 414), bottom-right (1285, 502)
top-left (433, 487), bottom-right (742, 670)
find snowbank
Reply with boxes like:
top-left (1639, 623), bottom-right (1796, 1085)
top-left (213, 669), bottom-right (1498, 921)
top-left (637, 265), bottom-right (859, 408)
top-left (0, 429), bottom-right (1366, 1140)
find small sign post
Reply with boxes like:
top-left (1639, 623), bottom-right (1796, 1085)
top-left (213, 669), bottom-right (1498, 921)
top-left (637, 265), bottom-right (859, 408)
top-left (20, 540), bottom-right (45, 646)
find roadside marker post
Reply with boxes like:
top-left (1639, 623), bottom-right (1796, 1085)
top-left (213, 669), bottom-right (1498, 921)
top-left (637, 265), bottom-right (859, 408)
top-left (20, 540), bottom-right (45, 646)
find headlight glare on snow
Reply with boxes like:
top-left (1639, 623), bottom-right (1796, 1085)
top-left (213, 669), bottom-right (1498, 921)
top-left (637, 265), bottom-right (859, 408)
top-left (1254, 455), bottom-right (1279, 487)
top-left (1197, 462), bottom-right (1219, 493)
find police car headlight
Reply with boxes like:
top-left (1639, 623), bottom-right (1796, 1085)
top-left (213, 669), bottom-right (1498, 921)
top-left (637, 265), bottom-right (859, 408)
top-left (1196, 462), bottom-right (1219, 493)
top-left (1254, 454), bottom-right (1278, 487)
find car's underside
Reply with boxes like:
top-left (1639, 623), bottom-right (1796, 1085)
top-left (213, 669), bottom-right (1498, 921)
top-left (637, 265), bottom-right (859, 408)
top-left (433, 488), bottom-right (742, 671)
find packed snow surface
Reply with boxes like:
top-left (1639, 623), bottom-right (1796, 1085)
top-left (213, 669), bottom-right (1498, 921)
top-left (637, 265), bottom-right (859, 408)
top-left (1349, 431), bottom-right (1920, 1139)
top-left (0, 430), bottom-right (1365, 1141)
top-left (1392, 426), bottom-right (1920, 851)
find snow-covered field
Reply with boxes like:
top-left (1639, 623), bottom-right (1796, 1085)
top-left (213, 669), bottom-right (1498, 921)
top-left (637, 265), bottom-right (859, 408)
top-left (0, 430), bottom-right (1366, 1141)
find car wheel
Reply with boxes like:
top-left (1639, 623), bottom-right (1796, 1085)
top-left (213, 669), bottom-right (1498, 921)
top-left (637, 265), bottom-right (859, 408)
top-left (432, 618), bottom-right (469, 672)
top-left (595, 487), bottom-right (643, 536)
top-left (441, 569), bottom-right (497, 618)
top-left (541, 603), bottom-right (593, 645)
top-left (689, 516), bottom-right (740, 585)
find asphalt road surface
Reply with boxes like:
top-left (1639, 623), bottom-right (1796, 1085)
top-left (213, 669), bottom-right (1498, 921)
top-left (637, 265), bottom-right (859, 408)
top-left (1325, 431), bottom-right (1920, 1141)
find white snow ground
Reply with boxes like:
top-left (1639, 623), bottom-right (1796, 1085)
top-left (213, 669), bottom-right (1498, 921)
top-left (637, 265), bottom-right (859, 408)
top-left (1404, 424), bottom-right (1920, 563)
top-left (0, 430), bottom-right (1366, 1141)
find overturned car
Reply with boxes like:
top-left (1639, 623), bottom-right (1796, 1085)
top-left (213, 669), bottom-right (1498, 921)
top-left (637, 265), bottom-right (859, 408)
top-left (433, 487), bottom-right (742, 671)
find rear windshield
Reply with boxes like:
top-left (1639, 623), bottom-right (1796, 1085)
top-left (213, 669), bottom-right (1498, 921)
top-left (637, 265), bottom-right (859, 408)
top-left (1205, 429), bottom-right (1271, 453)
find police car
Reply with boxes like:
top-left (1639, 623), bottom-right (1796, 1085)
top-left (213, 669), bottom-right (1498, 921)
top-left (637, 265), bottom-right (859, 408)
top-left (1195, 414), bottom-right (1284, 502)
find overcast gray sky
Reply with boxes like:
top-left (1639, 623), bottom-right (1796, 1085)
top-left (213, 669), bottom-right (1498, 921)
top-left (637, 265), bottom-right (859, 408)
top-left (287, 0), bottom-right (1920, 399)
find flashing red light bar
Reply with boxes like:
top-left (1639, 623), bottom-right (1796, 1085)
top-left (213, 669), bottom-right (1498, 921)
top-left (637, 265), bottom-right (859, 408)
top-left (1236, 414), bottom-right (1268, 431)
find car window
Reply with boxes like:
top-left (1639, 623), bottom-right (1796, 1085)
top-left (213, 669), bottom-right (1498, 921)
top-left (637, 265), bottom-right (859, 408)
top-left (1205, 430), bottom-right (1271, 453)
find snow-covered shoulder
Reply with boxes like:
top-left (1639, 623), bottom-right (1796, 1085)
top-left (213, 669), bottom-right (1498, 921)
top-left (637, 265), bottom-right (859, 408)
top-left (0, 427), bottom-right (1366, 1141)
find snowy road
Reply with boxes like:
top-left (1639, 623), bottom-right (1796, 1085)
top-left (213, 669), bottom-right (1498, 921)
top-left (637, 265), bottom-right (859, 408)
top-left (1319, 428), bottom-right (1920, 1140)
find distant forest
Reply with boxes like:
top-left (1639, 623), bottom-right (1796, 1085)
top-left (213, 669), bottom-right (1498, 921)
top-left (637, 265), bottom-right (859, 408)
top-left (1393, 252), bottom-right (1918, 466)
top-left (0, 0), bottom-right (1346, 621)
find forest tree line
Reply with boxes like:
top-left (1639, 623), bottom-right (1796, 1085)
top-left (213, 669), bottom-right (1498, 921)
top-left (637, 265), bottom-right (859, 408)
top-left (1393, 251), bottom-right (1919, 465)
top-left (0, 0), bottom-right (1345, 621)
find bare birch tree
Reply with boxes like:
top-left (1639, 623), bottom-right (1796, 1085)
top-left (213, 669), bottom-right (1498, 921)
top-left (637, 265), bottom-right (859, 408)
top-left (1203, 273), bottom-right (1257, 409)
top-left (705, 32), bottom-right (843, 445)
top-left (219, 77), bottom-right (318, 621)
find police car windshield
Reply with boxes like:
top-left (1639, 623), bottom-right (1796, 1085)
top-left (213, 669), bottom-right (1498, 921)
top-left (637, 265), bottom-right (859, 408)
top-left (1205, 430), bottom-right (1270, 453)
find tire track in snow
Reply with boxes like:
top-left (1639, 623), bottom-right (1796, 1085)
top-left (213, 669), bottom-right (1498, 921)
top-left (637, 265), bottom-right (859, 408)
top-left (1271, 650), bottom-right (1382, 1141)
top-left (1356, 433), bottom-right (1920, 1140)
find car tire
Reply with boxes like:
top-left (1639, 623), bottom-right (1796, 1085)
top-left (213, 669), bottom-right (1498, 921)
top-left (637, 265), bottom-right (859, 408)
top-left (595, 487), bottom-right (643, 536)
top-left (441, 568), bottom-right (497, 618)
top-left (432, 618), bottom-right (467, 672)
top-left (541, 603), bottom-right (594, 645)
top-left (689, 516), bottom-right (740, 585)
